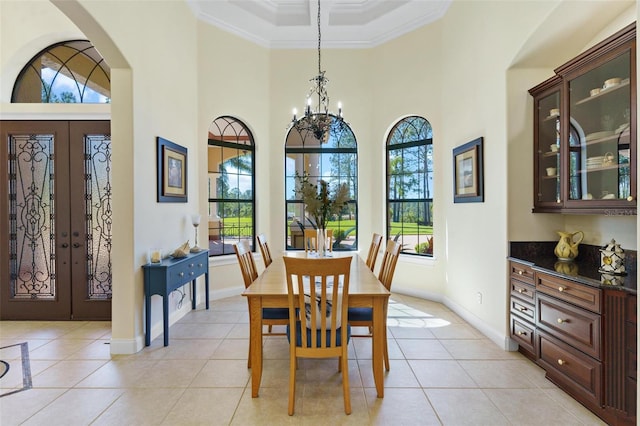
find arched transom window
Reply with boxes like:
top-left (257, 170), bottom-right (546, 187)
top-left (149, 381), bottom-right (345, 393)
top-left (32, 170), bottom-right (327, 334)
top-left (386, 116), bottom-right (434, 256)
top-left (12, 40), bottom-right (110, 103)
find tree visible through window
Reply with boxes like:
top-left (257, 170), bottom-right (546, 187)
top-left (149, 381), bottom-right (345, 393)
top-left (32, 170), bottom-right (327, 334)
top-left (12, 40), bottom-right (110, 104)
top-left (386, 116), bottom-right (433, 256)
top-left (285, 115), bottom-right (358, 251)
top-left (207, 116), bottom-right (255, 256)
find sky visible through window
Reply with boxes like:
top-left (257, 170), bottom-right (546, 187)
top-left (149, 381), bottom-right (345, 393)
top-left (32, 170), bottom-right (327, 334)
top-left (42, 68), bottom-right (108, 103)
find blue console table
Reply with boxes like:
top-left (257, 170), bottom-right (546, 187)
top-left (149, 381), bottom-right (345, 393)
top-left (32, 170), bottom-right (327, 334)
top-left (143, 250), bottom-right (209, 346)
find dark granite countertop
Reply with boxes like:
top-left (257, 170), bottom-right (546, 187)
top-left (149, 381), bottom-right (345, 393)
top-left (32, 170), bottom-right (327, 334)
top-left (509, 241), bottom-right (637, 294)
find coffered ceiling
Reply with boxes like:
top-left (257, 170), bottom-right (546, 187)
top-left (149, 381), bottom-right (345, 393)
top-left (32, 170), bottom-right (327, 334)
top-left (186, 0), bottom-right (452, 48)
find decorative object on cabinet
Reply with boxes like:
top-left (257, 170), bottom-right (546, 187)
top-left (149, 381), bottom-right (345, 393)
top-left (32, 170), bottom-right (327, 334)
top-left (157, 136), bottom-right (188, 203)
top-left (599, 239), bottom-right (625, 275)
top-left (529, 23), bottom-right (636, 214)
top-left (554, 230), bottom-right (583, 261)
top-left (171, 241), bottom-right (190, 258)
top-left (453, 137), bottom-right (484, 203)
top-left (190, 214), bottom-right (203, 253)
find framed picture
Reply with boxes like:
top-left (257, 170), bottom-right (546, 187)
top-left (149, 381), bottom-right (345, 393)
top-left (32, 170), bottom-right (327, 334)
top-left (453, 137), bottom-right (484, 203)
top-left (157, 137), bottom-right (187, 203)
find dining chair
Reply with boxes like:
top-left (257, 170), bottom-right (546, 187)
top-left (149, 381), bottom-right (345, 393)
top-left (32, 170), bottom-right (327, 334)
top-left (365, 233), bottom-right (383, 272)
top-left (347, 239), bottom-right (401, 371)
top-left (303, 228), bottom-right (317, 253)
top-left (283, 255), bottom-right (353, 415)
top-left (234, 240), bottom-right (289, 367)
top-left (303, 228), bottom-right (333, 253)
top-left (256, 233), bottom-right (273, 268)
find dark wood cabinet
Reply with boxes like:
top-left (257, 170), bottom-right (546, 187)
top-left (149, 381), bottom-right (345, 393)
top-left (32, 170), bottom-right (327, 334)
top-left (529, 23), bottom-right (636, 214)
top-left (508, 260), bottom-right (636, 424)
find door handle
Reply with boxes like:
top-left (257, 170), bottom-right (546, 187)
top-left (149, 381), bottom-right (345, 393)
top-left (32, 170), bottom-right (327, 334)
top-left (73, 242), bottom-right (82, 248)
top-left (61, 243), bottom-right (69, 248)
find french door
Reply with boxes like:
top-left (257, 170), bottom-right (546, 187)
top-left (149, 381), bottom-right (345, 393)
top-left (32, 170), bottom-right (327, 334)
top-left (0, 121), bottom-right (112, 320)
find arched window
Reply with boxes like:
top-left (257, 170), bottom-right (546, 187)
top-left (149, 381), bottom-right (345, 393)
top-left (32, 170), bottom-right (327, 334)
top-left (386, 116), bottom-right (433, 256)
top-left (12, 40), bottom-right (110, 103)
top-left (285, 116), bottom-right (358, 251)
top-left (208, 116), bottom-right (255, 256)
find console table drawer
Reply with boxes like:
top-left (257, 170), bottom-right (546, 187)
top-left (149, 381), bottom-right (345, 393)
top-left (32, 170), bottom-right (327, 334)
top-left (536, 271), bottom-right (601, 313)
top-left (169, 260), bottom-right (207, 286)
top-left (537, 293), bottom-right (601, 359)
top-left (538, 331), bottom-right (602, 406)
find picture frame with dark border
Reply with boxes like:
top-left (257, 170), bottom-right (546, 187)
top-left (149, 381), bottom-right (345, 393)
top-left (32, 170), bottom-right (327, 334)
top-left (453, 137), bottom-right (484, 203)
top-left (157, 137), bottom-right (187, 203)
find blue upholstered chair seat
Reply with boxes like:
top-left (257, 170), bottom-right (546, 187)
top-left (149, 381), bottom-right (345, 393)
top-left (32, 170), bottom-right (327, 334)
top-left (347, 307), bottom-right (373, 322)
top-left (287, 321), bottom-right (351, 347)
top-left (262, 307), bottom-right (289, 320)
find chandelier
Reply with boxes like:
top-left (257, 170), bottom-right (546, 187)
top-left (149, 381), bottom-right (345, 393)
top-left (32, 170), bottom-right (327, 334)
top-left (290, 0), bottom-right (346, 142)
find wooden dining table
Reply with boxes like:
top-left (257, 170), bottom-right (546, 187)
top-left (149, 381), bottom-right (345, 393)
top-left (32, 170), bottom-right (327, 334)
top-left (242, 251), bottom-right (390, 398)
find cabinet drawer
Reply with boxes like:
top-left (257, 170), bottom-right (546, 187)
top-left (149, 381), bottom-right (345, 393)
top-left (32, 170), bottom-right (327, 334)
top-left (537, 293), bottom-right (601, 359)
top-left (511, 279), bottom-right (535, 304)
top-left (536, 271), bottom-right (601, 313)
top-left (538, 331), bottom-right (602, 406)
top-left (510, 261), bottom-right (535, 285)
top-left (510, 315), bottom-right (536, 355)
top-left (511, 296), bottom-right (535, 322)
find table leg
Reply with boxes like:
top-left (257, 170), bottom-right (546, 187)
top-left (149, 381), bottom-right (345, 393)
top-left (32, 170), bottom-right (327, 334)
top-left (372, 298), bottom-right (385, 397)
top-left (248, 297), bottom-right (263, 397)
top-left (205, 272), bottom-right (210, 309)
top-left (163, 295), bottom-right (169, 347)
top-left (145, 293), bottom-right (151, 346)
top-left (191, 279), bottom-right (197, 310)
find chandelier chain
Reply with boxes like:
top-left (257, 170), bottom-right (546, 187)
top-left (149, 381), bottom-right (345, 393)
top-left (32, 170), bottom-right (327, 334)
top-left (317, 0), bottom-right (322, 76)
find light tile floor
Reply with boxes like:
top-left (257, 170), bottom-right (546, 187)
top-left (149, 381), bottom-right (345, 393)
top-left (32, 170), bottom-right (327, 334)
top-left (0, 293), bottom-right (607, 425)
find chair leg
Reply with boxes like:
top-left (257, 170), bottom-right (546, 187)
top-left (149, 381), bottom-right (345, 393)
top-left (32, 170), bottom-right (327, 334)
top-left (247, 341), bottom-right (252, 369)
top-left (288, 352), bottom-right (297, 415)
top-left (268, 324), bottom-right (273, 333)
top-left (383, 327), bottom-right (390, 371)
top-left (341, 352), bottom-right (351, 414)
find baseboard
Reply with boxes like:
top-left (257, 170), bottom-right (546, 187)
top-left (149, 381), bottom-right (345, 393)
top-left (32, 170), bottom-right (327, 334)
top-left (110, 335), bottom-right (144, 355)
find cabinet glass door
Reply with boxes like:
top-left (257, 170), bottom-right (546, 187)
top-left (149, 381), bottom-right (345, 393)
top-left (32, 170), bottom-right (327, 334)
top-left (536, 89), bottom-right (561, 205)
top-left (568, 51), bottom-right (631, 202)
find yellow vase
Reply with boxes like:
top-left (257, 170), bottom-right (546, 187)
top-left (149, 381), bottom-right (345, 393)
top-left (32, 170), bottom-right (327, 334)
top-left (554, 231), bottom-right (584, 261)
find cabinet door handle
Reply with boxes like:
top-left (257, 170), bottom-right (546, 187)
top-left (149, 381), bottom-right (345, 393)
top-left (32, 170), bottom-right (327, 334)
top-left (190, 272), bottom-right (195, 276)
top-left (557, 359), bottom-right (565, 366)
top-left (558, 286), bottom-right (565, 292)
top-left (517, 288), bottom-right (526, 294)
top-left (179, 272), bottom-right (185, 277)
top-left (517, 270), bottom-right (523, 275)
top-left (518, 307), bottom-right (527, 312)
top-left (627, 196), bottom-right (634, 202)
top-left (189, 263), bottom-right (194, 267)
top-left (198, 263), bottom-right (203, 267)
top-left (517, 331), bottom-right (526, 336)
top-left (557, 318), bottom-right (565, 324)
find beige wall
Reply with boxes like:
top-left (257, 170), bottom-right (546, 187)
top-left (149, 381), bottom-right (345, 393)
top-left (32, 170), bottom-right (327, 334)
top-left (0, 0), bottom-right (637, 353)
